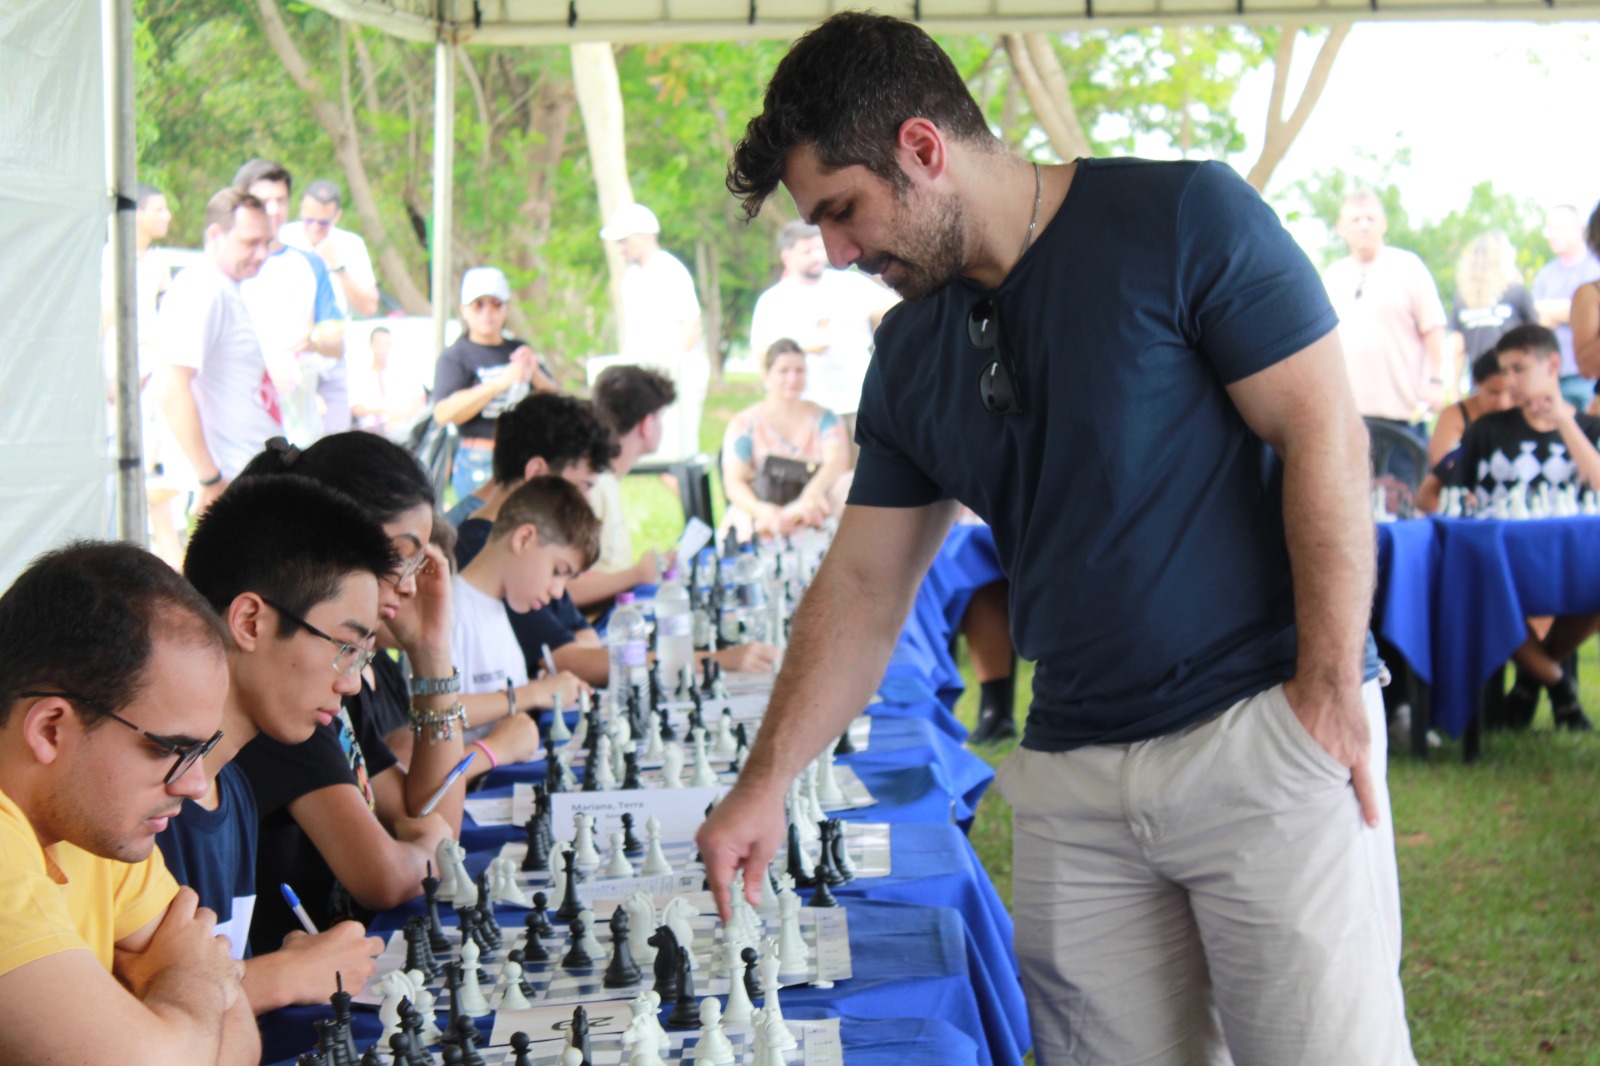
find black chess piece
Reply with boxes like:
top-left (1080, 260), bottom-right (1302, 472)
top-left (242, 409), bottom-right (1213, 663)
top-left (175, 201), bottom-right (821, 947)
top-left (603, 905), bottom-right (642, 988)
top-left (439, 1045), bottom-right (465, 1066)
top-left (523, 813), bottom-right (550, 873)
top-left (688, 687), bottom-right (705, 734)
top-left (443, 960), bottom-right (464, 1029)
top-left (509, 1032), bottom-right (535, 1066)
top-left (473, 877), bottom-right (502, 948)
top-left (554, 849), bottom-right (584, 922)
top-left (561, 917), bottom-right (595, 969)
top-left (403, 915), bottom-right (442, 979)
top-left (810, 863), bottom-right (839, 907)
top-left (785, 822), bottom-right (815, 888)
top-left (529, 891), bottom-right (557, 937)
top-left (664, 943), bottom-right (701, 1029)
top-left (359, 1044), bottom-right (384, 1066)
top-left (701, 655), bottom-right (716, 694)
top-left (329, 973), bottom-right (360, 1065)
top-left (814, 822), bottom-right (844, 888)
top-left (768, 862), bottom-right (782, 900)
top-left (660, 706), bottom-right (677, 742)
top-left (450, 1013), bottom-right (487, 1062)
top-left (834, 723), bottom-right (856, 756)
top-left (506, 948), bottom-right (537, 996)
top-left (581, 754), bottom-right (601, 792)
top-left (742, 945), bottom-right (762, 1001)
top-left (733, 721), bottom-right (751, 756)
top-left (313, 1017), bottom-right (339, 1065)
top-left (621, 751), bottom-right (641, 791)
top-left (422, 861), bottom-right (452, 953)
top-left (648, 925), bottom-right (680, 1002)
top-left (386, 1032), bottom-right (413, 1066)
top-left (545, 748), bottom-right (566, 794)
top-left (828, 818), bottom-right (856, 882)
top-left (569, 1005), bottom-right (593, 1066)
top-left (621, 812), bottom-right (644, 856)
top-left (520, 919), bottom-right (551, 963)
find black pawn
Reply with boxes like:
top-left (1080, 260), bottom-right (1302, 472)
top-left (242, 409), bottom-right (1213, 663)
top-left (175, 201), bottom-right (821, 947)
top-left (659, 706), bottom-right (677, 743)
top-left (701, 655), bottom-right (716, 694)
top-left (810, 864), bottom-right (838, 907)
top-left (621, 751), bottom-right (641, 790)
top-left (688, 688), bottom-right (705, 734)
top-left (439, 1046), bottom-right (465, 1066)
top-left (785, 822), bottom-right (815, 888)
top-left (529, 891), bottom-right (556, 937)
top-left (450, 1014), bottom-right (486, 1063)
top-left (664, 943), bottom-right (700, 1029)
top-left (602, 906), bottom-right (641, 988)
top-left (510, 1032), bottom-right (535, 1066)
top-left (387, 1035), bottom-right (412, 1066)
top-left (520, 920), bottom-right (551, 963)
top-left (359, 1046), bottom-right (383, 1066)
top-left (648, 925), bottom-right (680, 1002)
top-left (423, 862), bottom-right (452, 953)
top-left (834, 724), bottom-right (856, 756)
top-left (621, 812), bottom-right (644, 856)
top-left (741, 946), bottom-right (761, 1001)
top-left (561, 918), bottom-right (594, 969)
top-left (554, 851), bottom-right (584, 922)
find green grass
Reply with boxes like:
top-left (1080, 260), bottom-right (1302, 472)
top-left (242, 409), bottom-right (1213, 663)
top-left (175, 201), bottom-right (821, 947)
top-left (623, 372), bottom-right (1600, 1060)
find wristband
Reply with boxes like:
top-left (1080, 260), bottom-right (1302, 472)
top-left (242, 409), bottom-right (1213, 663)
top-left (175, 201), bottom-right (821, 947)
top-left (409, 667), bottom-right (461, 697)
top-left (472, 739), bottom-right (499, 770)
top-left (409, 700), bottom-right (466, 742)
top-left (199, 471), bottom-right (224, 487)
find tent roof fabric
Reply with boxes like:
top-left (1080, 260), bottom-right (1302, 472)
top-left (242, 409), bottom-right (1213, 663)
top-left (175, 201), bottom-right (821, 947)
top-left (309, 0), bottom-right (1600, 44)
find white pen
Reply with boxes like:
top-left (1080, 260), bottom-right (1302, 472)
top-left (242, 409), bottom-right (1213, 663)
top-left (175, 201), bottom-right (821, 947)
top-left (541, 642), bottom-right (558, 678)
top-left (419, 751), bottom-right (476, 816)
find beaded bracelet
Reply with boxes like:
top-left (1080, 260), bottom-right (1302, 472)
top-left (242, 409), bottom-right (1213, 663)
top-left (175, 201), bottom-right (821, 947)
top-left (409, 700), bottom-right (466, 742)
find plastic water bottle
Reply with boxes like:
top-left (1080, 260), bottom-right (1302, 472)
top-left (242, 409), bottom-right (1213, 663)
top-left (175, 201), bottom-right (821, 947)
top-left (691, 549), bottom-right (717, 650)
top-left (654, 568), bottom-right (694, 688)
top-left (718, 558), bottom-right (742, 647)
top-left (606, 592), bottom-right (649, 713)
top-left (732, 545), bottom-right (770, 644)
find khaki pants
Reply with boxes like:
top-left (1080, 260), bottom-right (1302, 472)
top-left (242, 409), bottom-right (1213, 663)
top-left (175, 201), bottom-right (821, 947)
top-left (998, 680), bottom-right (1414, 1066)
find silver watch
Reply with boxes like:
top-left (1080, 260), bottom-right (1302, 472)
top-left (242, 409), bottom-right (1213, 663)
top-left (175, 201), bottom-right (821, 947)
top-left (408, 667), bottom-right (461, 697)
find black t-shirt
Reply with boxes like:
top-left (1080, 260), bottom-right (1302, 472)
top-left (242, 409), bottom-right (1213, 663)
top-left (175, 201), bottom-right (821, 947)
top-left (851, 157), bottom-right (1377, 752)
top-left (455, 517), bottom-right (591, 672)
top-left (1441, 407), bottom-right (1600, 504)
top-left (431, 336), bottom-right (528, 440)
top-left (1450, 284), bottom-right (1537, 365)
top-left (350, 651), bottom-right (411, 741)
top-left (234, 705), bottom-right (399, 954)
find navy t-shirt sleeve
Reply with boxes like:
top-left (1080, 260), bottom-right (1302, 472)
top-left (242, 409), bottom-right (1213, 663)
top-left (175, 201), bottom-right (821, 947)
top-left (508, 598), bottom-right (580, 657)
top-left (847, 334), bottom-right (948, 509)
top-left (1177, 162), bottom-right (1339, 385)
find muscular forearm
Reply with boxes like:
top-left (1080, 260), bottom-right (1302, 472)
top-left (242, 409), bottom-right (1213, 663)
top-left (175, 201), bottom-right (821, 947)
top-left (216, 993), bottom-right (261, 1065)
top-left (1281, 412), bottom-right (1375, 692)
top-left (552, 643), bottom-right (610, 687)
top-left (433, 380), bottom-right (502, 426)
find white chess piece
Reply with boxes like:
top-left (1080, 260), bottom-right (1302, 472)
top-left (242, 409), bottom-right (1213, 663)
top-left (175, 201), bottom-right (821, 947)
top-left (578, 907), bottom-right (605, 959)
top-left (661, 896), bottom-right (697, 969)
top-left (775, 888), bottom-right (810, 982)
top-left (814, 739), bottom-right (844, 806)
top-left (625, 889), bottom-right (657, 963)
top-left (643, 711), bottom-right (665, 760)
top-left (690, 730), bottom-right (718, 787)
top-left (712, 709), bottom-right (737, 759)
top-left (557, 750), bottom-right (579, 792)
top-left (693, 998), bottom-right (736, 1064)
top-left (434, 838), bottom-right (459, 902)
top-left (629, 1046), bottom-right (667, 1066)
top-left (604, 830), bottom-right (636, 877)
top-left (573, 812), bottom-right (602, 868)
top-left (593, 735), bottom-right (618, 790)
top-left (549, 693), bottom-right (571, 741)
top-left (661, 742), bottom-right (685, 788)
top-left (560, 1048), bottom-right (585, 1066)
top-left (448, 842), bottom-right (477, 908)
top-left (641, 816), bottom-right (673, 875)
top-left (802, 763), bottom-right (827, 828)
top-left (722, 942), bottom-right (754, 1023)
top-left (757, 943), bottom-right (797, 1049)
top-left (493, 856), bottom-right (530, 906)
top-left (456, 938), bottom-right (490, 1015)
top-left (568, 703), bottom-right (589, 750)
top-left (411, 980), bottom-right (443, 1044)
top-left (757, 1013), bottom-right (794, 1066)
top-left (376, 970), bottom-right (410, 1038)
top-left (499, 959), bottom-right (531, 1010)
top-left (624, 989), bottom-right (671, 1054)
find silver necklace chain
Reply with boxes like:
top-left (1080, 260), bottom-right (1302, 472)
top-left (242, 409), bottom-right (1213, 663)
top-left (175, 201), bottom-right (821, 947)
top-left (1020, 162), bottom-right (1042, 259)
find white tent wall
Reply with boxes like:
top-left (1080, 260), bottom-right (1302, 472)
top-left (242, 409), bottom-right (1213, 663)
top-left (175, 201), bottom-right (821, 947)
top-left (0, 2), bottom-right (112, 592)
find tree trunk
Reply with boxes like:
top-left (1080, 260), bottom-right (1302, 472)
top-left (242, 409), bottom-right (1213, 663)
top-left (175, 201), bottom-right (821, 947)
top-left (1246, 26), bottom-right (1351, 192)
top-left (695, 238), bottom-right (723, 381)
top-left (1002, 33), bottom-right (1093, 161)
top-left (252, 0), bottom-right (432, 314)
top-left (570, 41), bottom-right (633, 354)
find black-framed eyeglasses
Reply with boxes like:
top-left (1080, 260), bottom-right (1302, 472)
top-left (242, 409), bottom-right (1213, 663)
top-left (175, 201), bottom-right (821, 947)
top-left (259, 596), bottom-right (378, 676)
top-left (18, 691), bottom-right (223, 786)
top-left (969, 298), bottom-right (1027, 415)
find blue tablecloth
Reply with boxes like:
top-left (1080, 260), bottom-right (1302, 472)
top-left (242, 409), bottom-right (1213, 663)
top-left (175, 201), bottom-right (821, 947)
top-left (260, 900), bottom-right (1002, 1066)
top-left (1374, 516), bottom-right (1600, 737)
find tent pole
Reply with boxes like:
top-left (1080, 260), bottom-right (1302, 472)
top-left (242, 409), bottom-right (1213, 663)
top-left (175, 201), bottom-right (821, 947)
top-left (430, 35), bottom-right (456, 362)
top-left (104, 0), bottom-right (147, 546)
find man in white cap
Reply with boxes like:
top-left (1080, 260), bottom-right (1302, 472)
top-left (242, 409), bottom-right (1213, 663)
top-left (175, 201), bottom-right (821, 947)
top-left (600, 203), bottom-right (707, 464)
top-left (432, 266), bottom-right (558, 501)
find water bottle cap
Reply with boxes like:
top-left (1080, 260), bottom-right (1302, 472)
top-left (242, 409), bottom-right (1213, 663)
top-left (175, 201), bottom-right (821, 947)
top-left (616, 592), bottom-right (635, 604)
top-left (663, 567), bottom-right (681, 581)
top-left (739, 544), bottom-right (755, 554)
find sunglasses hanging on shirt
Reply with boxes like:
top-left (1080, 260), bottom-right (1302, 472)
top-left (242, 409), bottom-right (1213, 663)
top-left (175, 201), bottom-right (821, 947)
top-left (969, 297), bottom-right (1027, 415)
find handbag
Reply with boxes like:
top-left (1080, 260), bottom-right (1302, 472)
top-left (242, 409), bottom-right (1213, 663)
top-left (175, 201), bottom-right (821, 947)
top-left (752, 455), bottom-right (817, 506)
top-left (395, 409), bottom-right (459, 498)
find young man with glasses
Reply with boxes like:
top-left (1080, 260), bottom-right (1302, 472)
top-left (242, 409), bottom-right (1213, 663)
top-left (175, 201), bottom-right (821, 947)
top-left (280, 179), bottom-right (380, 319)
top-left (698, 14), bottom-right (1412, 1065)
top-left (0, 541), bottom-right (258, 1064)
top-left (160, 475), bottom-right (398, 1012)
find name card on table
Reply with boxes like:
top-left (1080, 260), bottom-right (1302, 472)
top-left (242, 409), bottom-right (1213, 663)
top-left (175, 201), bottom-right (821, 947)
top-left (550, 783), bottom-right (729, 841)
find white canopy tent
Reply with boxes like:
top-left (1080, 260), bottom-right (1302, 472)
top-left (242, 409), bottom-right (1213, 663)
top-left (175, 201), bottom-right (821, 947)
top-left (2, 0), bottom-right (1596, 590)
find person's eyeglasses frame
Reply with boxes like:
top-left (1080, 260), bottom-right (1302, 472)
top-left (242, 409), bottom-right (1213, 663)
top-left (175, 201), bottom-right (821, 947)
top-left (392, 546), bottom-right (428, 588)
top-left (16, 690), bottom-right (223, 786)
top-left (969, 297), bottom-right (1027, 416)
top-left (258, 596), bottom-right (378, 677)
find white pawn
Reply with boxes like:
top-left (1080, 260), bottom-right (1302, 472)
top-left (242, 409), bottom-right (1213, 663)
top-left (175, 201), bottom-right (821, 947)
top-left (814, 739), bottom-right (844, 806)
top-left (641, 815), bottom-right (673, 876)
top-left (495, 857), bottom-right (531, 906)
top-left (802, 764), bottom-right (827, 828)
top-left (693, 998), bottom-right (736, 1064)
top-left (757, 943), bottom-right (797, 1049)
top-left (572, 812), bottom-right (602, 868)
top-left (448, 843), bottom-right (477, 908)
top-left (561, 1048), bottom-right (584, 1066)
top-left (456, 938), bottom-right (490, 1015)
top-left (679, 662), bottom-right (696, 700)
top-left (412, 979), bottom-right (443, 1044)
top-left (661, 741), bottom-right (685, 788)
top-left (549, 693), bottom-right (571, 741)
top-left (593, 735), bottom-right (619, 790)
top-left (604, 830), bottom-right (635, 877)
top-left (775, 888), bottom-right (810, 983)
top-left (721, 941), bottom-right (754, 1023)
top-left (690, 731), bottom-right (718, 788)
top-left (643, 711), bottom-right (665, 760)
top-left (499, 958), bottom-right (531, 1010)
top-left (711, 709), bottom-right (738, 759)
top-left (578, 907), bottom-right (606, 959)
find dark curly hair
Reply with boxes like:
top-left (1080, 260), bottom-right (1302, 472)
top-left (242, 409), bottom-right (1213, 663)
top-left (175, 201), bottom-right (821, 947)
top-left (491, 392), bottom-right (619, 486)
top-left (727, 12), bottom-right (994, 220)
top-left (593, 365), bottom-right (676, 435)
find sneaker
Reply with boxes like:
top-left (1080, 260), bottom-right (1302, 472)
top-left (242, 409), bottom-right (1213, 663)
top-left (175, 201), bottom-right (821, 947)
top-left (968, 706), bottom-right (1017, 744)
top-left (1553, 703), bottom-right (1594, 732)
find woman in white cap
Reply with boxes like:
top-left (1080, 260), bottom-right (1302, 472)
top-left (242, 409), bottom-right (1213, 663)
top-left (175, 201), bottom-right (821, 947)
top-left (431, 266), bottom-right (557, 502)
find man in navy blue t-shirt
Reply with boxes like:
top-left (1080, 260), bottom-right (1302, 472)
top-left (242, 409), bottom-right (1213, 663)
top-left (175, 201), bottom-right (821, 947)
top-left (697, 14), bottom-right (1413, 1065)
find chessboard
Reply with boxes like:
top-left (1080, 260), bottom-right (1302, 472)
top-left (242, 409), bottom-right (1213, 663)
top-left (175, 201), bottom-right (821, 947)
top-left (353, 889), bottom-right (851, 1011)
top-left (486, 1003), bottom-right (843, 1065)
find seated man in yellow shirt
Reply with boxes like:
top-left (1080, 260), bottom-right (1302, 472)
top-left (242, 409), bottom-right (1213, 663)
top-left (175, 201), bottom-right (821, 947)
top-left (0, 541), bottom-right (257, 1064)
